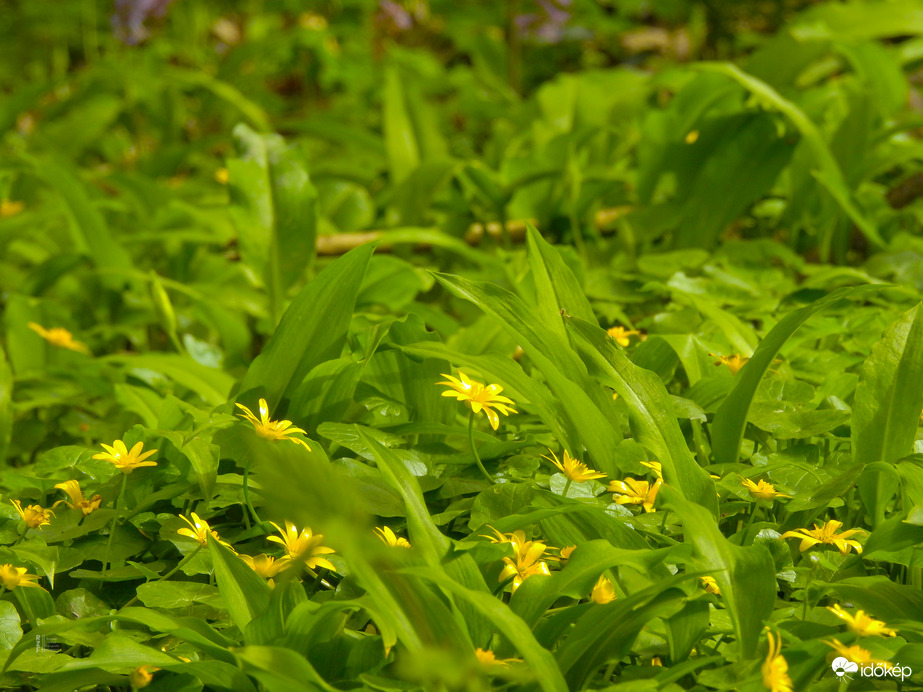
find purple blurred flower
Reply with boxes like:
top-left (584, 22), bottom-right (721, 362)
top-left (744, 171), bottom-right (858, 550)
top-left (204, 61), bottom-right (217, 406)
top-left (376, 0), bottom-right (413, 32)
top-left (112, 0), bottom-right (175, 45)
top-left (515, 0), bottom-right (573, 44)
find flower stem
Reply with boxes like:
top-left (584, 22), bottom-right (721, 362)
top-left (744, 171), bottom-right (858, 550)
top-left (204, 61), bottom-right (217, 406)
top-left (242, 462), bottom-right (268, 533)
top-left (742, 505), bottom-right (759, 544)
top-left (102, 473), bottom-right (128, 574)
top-left (468, 411), bottom-right (492, 483)
top-left (561, 478), bottom-right (573, 498)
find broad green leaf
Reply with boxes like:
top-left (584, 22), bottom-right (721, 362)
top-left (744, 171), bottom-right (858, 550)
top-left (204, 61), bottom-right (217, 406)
top-left (0, 346), bottom-right (11, 465)
top-left (382, 67), bottom-right (447, 186)
top-left (169, 67), bottom-right (271, 132)
top-left (525, 225), bottom-right (595, 341)
top-left (239, 244), bottom-right (373, 406)
top-left (358, 428), bottom-right (450, 565)
top-left (383, 68), bottom-right (421, 185)
top-left (662, 487), bottom-right (775, 659)
top-left (234, 645), bottom-right (337, 692)
top-left (117, 607), bottom-right (236, 663)
top-left (359, 429), bottom-right (493, 645)
top-left (563, 314), bottom-right (717, 512)
top-left (56, 633), bottom-right (177, 670)
top-left (0, 602), bottom-right (21, 651)
top-left (863, 513), bottom-right (923, 558)
top-left (135, 581), bottom-right (218, 609)
top-left (209, 534), bottom-right (271, 637)
top-left (827, 576), bottom-right (923, 623)
top-left (228, 124), bottom-right (319, 322)
top-left (711, 285), bottom-right (884, 467)
top-left (101, 353), bottom-right (234, 407)
top-left (853, 303), bottom-right (923, 467)
top-left (695, 63), bottom-right (885, 258)
top-left (509, 539), bottom-right (683, 629)
top-left (673, 113), bottom-right (794, 249)
top-left (554, 577), bottom-right (688, 689)
top-left (405, 566), bottom-right (569, 692)
top-left (26, 155), bottom-right (134, 283)
top-left (664, 600), bottom-right (710, 663)
top-left (14, 585), bottom-right (55, 624)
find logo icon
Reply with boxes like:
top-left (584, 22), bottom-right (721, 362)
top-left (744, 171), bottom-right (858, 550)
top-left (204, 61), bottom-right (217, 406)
top-left (832, 657), bottom-right (858, 678)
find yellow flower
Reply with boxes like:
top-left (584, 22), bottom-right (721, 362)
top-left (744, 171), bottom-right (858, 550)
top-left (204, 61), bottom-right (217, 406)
top-left (762, 630), bottom-right (793, 692)
top-left (826, 639), bottom-right (891, 668)
top-left (27, 322), bottom-right (90, 354)
top-left (482, 525), bottom-right (514, 544)
top-left (475, 648), bottom-right (521, 669)
top-left (827, 604), bottom-right (897, 637)
top-left (0, 199), bottom-right (24, 218)
top-left (651, 656), bottom-right (663, 666)
top-left (268, 521), bottom-right (335, 571)
top-left (375, 526), bottom-right (411, 548)
top-left (53, 480), bottom-right (101, 516)
top-left (240, 553), bottom-right (292, 579)
top-left (740, 477), bottom-right (789, 502)
top-left (437, 371), bottom-right (517, 431)
top-left (543, 449), bottom-right (606, 483)
top-left (640, 461), bottom-right (663, 480)
top-left (92, 439), bottom-right (158, 474)
top-left (11, 500), bottom-right (53, 529)
top-left (129, 665), bottom-right (159, 688)
top-left (700, 576), bottom-right (721, 595)
top-left (607, 326), bottom-right (641, 347)
top-left (499, 530), bottom-right (555, 591)
top-left (235, 399), bottom-right (311, 450)
top-left (558, 545), bottom-right (576, 562)
top-left (0, 564), bottom-right (43, 590)
top-left (685, 130), bottom-right (699, 144)
top-left (591, 575), bottom-right (616, 604)
top-left (608, 478), bottom-right (661, 513)
top-left (781, 520), bottom-right (865, 555)
top-left (178, 512), bottom-right (234, 550)
top-left (214, 168), bottom-right (229, 185)
top-left (299, 12), bottom-right (328, 30)
top-left (711, 353), bottom-right (749, 375)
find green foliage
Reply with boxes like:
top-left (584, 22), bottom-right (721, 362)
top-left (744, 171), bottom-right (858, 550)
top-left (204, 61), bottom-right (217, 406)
top-left (2, 1), bottom-right (923, 690)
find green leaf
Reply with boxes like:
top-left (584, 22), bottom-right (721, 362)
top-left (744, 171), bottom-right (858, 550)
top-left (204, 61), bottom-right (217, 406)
top-left (239, 243), bottom-right (374, 406)
top-left (404, 566), bottom-right (569, 692)
top-left (852, 303), bottom-right (923, 467)
top-left (525, 225), bottom-right (595, 342)
top-left (233, 645), bottom-right (337, 692)
top-left (0, 602), bottom-right (21, 651)
top-left (228, 124), bottom-right (319, 321)
top-left (117, 607), bottom-right (236, 663)
top-left (563, 314), bottom-right (717, 512)
top-left (0, 346), bottom-right (11, 465)
top-left (358, 429), bottom-right (493, 645)
top-left (661, 487), bottom-right (775, 659)
top-left (508, 540), bottom-right (683, 629)
top-left (208, 534), bottom-right (271, 637)
top-left (101, 353), bottom-right (234, 407)
top-left (56, 633), bottom-right (178, 671)
top-left (135, 581), bottom-right (218, 610)
top-left (672, 113), bottom-right (794, 249)
top-left (711, 285), bottom-right (884, 467)
top-left (694, 63), bottom-right (886, 258)
top-left (26, 155), bottom-right (134, 284)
